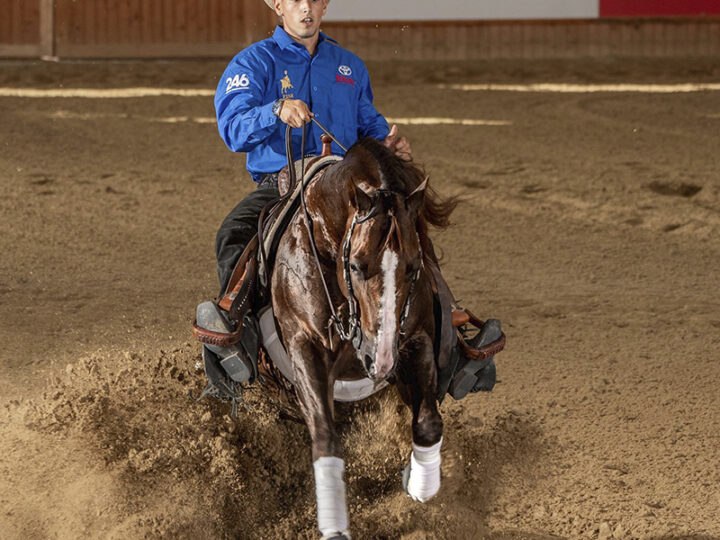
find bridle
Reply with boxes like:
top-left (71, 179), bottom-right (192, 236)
top-left (339, 200), bottom-right (422, 350)
top-left (286, 122), bottom-right (422, 355)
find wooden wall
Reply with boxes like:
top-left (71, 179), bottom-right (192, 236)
top-left (53, 0), bottom-right (275, 57)
top-left (321, 18), bottom-right (720, 61)
top-left (0, 0), bottom-right (41, 56)
top-left (1, 1), bottom-right (719, 60)
top-left (0, 0), bottom-right (276, 58)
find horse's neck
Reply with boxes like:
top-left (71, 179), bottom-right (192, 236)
top-left (306, 166), bottom-right (351, 253)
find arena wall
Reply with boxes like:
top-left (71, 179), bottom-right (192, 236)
top-left (323, 0), bottom-right (720, 20)
top-left (0, 0), bottom-right (41, 56)
top-left (321, 18), bottom-right (720, 61)
top-left (323, 0), bottom-right (599, 21)
top-left (1, 0), bottom-right (719, 60)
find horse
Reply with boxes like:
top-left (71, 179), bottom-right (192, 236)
top-left (271, 136), bottom-right (457, 539)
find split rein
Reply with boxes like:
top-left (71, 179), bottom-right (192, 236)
top-left (282, 121), bottom-right (422, 353)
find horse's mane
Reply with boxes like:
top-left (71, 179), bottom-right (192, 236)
top-left (346, 137), bottom-right (458, 262)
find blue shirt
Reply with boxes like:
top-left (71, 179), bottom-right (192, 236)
top-left (215, 26), bottom-right (390, 181)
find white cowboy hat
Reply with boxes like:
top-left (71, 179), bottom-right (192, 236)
top-left (263, 0), bottom-right (330, 8)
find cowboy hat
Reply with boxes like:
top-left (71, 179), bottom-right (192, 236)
top-left (263, 0), bottom-right (330, 8)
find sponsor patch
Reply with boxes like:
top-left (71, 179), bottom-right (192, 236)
top-left (336, 74), bottom-right (355, 86)
top-left (338, 65), bottom-right (352, 77)
top-left (225, 73), bottom-right (250, 93)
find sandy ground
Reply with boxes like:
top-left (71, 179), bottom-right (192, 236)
top-left (1, 57), bottom-right (719, 539)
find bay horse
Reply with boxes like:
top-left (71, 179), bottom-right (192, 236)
top-left (271, 137), bottom-right (456, 539)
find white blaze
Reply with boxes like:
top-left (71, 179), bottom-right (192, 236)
top-left (375, 248), bottom-right (398, 378)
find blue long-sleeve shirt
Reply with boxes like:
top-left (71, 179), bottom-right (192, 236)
top-left (215, 26), bottom-right (390, 181)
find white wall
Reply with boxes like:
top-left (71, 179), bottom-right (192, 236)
top-left (324, 0), bottom-right (599, 21)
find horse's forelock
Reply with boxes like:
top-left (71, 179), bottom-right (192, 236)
top-left (347, 138), bottom-right (458, 234)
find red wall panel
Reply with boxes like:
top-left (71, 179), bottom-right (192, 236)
top-left (600, 0), bottom-right (720, 17)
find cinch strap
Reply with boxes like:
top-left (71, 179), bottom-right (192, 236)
top-left (313, 457), bottom-right (350, 538)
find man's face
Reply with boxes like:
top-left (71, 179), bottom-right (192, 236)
top-left (274, 0), bottom-right (327, 41)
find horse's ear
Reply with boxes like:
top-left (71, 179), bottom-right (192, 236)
top-left (349, 180), bottom-right (374, 214)
top-left (405, 177), bottom-right (428, 214)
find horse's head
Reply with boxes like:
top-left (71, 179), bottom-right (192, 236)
top-left (340, 177), bottom-right (427, 380)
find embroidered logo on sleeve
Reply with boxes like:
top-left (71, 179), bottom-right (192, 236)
top-left (225, 73), bottom-right (250, 94)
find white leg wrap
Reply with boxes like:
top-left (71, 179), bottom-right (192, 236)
top-left (313, 457), bottom-right (350, 538)
top-left (406, 438), bottom-right (442, 503)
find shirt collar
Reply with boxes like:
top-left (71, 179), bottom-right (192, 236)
top-left (272, 25), bottom-right (328, 52)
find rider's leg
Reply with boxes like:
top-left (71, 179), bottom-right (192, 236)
top-left (195, 182), bottom-right (280, 404)
top-left (215, 184), bottom-right (280, 296)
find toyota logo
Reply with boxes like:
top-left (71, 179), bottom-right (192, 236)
top-left (338, 65), bottom-right (352, 77)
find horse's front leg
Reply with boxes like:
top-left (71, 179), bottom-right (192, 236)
top-left (289, 336), bottom-right (349, 539)
top-left (396, 333), bottom-right (444, 503)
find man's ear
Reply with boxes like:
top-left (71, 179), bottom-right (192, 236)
top-left (273, 0), bottom-right (282, 16)
top-left (405, 177), bottom-right (428, 215)
top-left (349, 180), bottom-right (374, 215)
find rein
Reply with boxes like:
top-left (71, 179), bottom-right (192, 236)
top-left (286, 122), bottom-right (420, 353)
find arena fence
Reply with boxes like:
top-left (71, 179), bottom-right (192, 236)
top-left (1, 0), bottom-right (719, 60)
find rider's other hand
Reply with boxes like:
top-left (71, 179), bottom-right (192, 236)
top-left (394, 135), bottom-right (412, 161)
top-left (384, 124), bottom-right (413, 161)
top-left (279, 99), bottom-right (313, 128)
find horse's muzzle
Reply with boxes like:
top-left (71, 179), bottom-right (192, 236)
top-left (359, 332), bottom-right (397, 380)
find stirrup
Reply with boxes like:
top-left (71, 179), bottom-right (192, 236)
top-left (448, 311), bottom-right (505, 401)
top-left (193, 301), bottom-right (243, 347)
top-left (193, 302), bottom-right (259, 384)
top-left (190, 345), bottom-right (249, 418)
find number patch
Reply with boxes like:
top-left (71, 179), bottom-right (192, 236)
top-left (225, 73), bottom-right (250, 93)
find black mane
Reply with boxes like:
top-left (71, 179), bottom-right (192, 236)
top-left (347, 137), bottom-right (458, 230)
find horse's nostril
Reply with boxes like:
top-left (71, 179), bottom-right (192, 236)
top-left (363, 355), bottom-right (374, 374)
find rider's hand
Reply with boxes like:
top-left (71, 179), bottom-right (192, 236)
top-left (278, 99), bottom-right (313, 128)
top-left (383, 124), bottom-right (412, 161)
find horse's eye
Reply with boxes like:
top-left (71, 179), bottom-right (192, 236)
top-left (350, 263), bottom-right (360, 273)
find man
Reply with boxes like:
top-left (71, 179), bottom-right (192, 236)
top-left (214, 0), bottom-right (411, 295)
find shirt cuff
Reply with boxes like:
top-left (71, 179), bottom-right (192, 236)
top-left (260, 99), bottom-right (280, 128)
